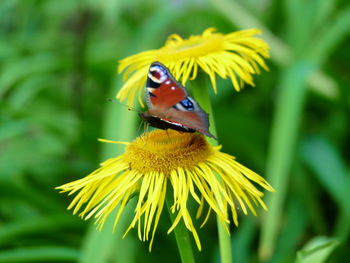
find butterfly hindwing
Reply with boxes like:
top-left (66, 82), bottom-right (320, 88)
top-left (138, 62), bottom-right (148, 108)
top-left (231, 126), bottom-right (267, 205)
top-left (162, 97), bottom-right (212, 138)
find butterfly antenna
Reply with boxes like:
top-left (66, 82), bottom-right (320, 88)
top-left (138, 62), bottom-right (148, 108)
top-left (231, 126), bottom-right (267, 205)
top-left (106, 98), bottom-right (142, 114)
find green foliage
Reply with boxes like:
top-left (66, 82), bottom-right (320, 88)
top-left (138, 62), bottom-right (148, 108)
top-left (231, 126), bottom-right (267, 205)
top-left (295, 237), bottom-right (340, 263)
top-left (0, 0), bottom-right (349, 262)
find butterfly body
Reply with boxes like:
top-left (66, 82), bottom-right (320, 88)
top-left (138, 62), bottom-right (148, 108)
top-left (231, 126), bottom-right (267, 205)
top-left (141, 62), bottom-right (216, 140)
top-left (139, 112), bottom-right (196, 133)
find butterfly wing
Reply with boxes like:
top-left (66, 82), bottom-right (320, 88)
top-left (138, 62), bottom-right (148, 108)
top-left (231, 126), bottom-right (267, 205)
top-left (162, 97), bottom-right (216, 139)
top-left (144, 62), bottom-right (216, 139)
top-left (145, 62), bottom-right (188, 110)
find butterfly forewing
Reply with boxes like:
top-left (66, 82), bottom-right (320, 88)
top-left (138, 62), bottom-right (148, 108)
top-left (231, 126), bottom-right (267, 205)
top-left (145, 63), bottom-right (188, 110)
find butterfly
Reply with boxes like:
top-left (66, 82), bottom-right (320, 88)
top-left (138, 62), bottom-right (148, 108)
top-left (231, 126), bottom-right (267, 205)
top-left (139, 62), bottom-right (217, 140)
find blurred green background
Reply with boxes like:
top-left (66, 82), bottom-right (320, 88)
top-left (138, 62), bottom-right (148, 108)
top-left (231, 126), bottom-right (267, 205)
top-left (1, 0), bottom-right (349, 262)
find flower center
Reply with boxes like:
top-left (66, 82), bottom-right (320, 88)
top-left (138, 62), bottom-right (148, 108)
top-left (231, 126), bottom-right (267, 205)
top-left (161, 34), bottom-right (223, 60)
top-left (124, 130), bottom-right (213, 174)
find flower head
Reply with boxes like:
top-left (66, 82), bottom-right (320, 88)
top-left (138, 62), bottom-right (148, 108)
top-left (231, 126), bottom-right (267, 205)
top-left (118, 28), bottom-right (269, 106)
top-left (57, 130), bottom-right (274, 251)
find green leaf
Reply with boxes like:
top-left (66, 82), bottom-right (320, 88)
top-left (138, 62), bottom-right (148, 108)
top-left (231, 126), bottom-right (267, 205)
top-left (310, 6), bottom-right (350, 64)
top-left (270, 196), bottom-right (308, 263)
top-left (295, 237), bottom-right (340, 263)
top-left (300, 136), bottom-right (350, 215)
top-left (0, 246), bottom-right (79, 262)
top-left (0, 53), bottom-right (61, 98)
top-left (300, 136), bottom-right (350, 239)
top-left (0, 120), bottom-right (28, 141)
top-left (0, 214), bottom-right (82, 245)
top-left (8, 75), bottom-right (56, 109)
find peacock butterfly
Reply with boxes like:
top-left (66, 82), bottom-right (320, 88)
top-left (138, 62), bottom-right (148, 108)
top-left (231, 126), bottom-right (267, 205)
top-left (139, 62), bottom-right (217, 139)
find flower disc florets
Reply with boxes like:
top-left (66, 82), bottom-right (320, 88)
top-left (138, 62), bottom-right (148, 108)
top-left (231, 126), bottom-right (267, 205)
top-left (124, 130), bottom-right (213, 174)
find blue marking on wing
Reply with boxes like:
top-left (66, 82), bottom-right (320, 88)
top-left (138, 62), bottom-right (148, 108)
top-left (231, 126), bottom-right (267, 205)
top-left (180, 98), bottom-right (194, 111)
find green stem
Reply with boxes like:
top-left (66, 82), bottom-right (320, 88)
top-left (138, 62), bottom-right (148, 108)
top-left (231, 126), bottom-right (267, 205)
top-left (258, 61), bottom-right (314, 261)
top-left (166, 188), bottom-right (196, 263)
top-left (190, 77), bottom-right (232, 263)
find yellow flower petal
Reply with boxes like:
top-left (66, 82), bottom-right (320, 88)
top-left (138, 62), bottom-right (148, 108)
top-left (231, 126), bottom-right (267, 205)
top-left (56, 130), bottom-right (274, 250)
top-left (117, 28), bottom-right (270, 106)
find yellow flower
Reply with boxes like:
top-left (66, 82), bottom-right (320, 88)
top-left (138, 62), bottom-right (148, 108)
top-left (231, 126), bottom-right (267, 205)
top-left (118, 27), bottom-right (269, 106)
top-left (56, 130), bottom-right (274, 251)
